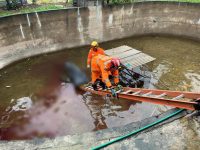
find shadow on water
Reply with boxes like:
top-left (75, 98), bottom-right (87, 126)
top-left (1, 84), bottom-right (94, 140)
top-left (0, 35), bottom-right (200, 140)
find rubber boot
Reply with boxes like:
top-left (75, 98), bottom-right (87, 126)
top-left (92, 83), bottom-right (98, 91)
top-left (99, 80), bottom-right (106, 90)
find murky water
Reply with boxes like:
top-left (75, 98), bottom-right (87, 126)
top-left (0, 35), bottom-right (200, 140)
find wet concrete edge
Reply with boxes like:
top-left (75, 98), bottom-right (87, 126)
top-left (0, 108), bottom-right (188, 149)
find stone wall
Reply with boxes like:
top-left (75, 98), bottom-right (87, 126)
top-left (0, 2), bottom-right (200, 69)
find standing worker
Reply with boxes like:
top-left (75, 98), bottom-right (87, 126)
top-left (87, 41), bottom-right (105, 68)
top-left (91, 54), bottom-right (121, 97)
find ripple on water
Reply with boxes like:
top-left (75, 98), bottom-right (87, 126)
top-left (185, 72), bottom-right (200, 92)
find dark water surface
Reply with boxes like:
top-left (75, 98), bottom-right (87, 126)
top-left (0, 35), bottom-right (199, 140)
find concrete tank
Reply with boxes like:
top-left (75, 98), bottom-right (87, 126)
top-left (0, 2), bottom-right (200, 150)
top-left (0, 2), bottom-right (200, 69)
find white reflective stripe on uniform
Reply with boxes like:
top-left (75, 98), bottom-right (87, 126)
top-left (100, 55), bottom-right (110, 61)
top-left (103, 60), bottom-right (111, 69)
top-left (104, 60), bottom-right (111, 66)
top-left (96, 58), bottom-right (100, 65)
top-left (104, 78), bottom-right (110, 83)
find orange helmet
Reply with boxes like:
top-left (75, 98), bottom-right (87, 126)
top-left (111, 58), bottom-right (120, 69)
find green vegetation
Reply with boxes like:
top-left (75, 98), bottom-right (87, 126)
top-left (0, 4), bottom-right (66, 17)
top-left (0, 0), bottom-right (200, 17)
top-left (171, 0), bottom-right (200, 2)
top-left (111, 0), bottom-right (200, 4)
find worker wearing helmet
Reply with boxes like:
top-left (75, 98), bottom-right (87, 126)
top-left (87, 41), bottom-right (105, 68)
top-left (91, 54), bottom-right (120, 96)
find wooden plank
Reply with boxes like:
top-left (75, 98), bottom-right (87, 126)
top-left (130, 56), bottom-right (151, 65)
top-left (106, 45), bottom-right (155, 68)
top-left (129, 60), bottom-right (149, 68)
top-left (121, 53), bottom-right (155, 68)
top-left (121, 53), bottom-right (155, 62)
top-left (120, 53), bottom-right (141, 62)
top-left (105, 45), bottom-right (133, 55)
top-left (129, 57), bottom-right (155, 68)
top-left (123, 60), bottom-right (151, 68)
top-left (111, 49), bottom-right (141, 59)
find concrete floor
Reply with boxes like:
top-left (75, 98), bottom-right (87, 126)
top-left (1, 109), bottom-right (199, 150)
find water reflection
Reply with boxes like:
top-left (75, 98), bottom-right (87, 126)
top-left (0, 35), bottom-right (200, 140)
top-left (0, 82), bottom-right (154, 140)
top-left (0, 84), bottom-right (95, 140)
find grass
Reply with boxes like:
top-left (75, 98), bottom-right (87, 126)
top-left (0, 0), bottom-right (200, 17)
top-left (0, 4), bottom-right (67, 17)
top-left (167, 0), bottom-right (200, 1)
top-left (113, 0), bottom-right (200, 4)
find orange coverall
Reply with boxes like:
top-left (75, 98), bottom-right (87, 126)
top-left (87, 47), bottom-right (105, 66)
top-left (91, 54), bottom-right (119, 88)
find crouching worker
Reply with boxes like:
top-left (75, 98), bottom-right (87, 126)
top-left (91, 54), bottom-right (121, 97)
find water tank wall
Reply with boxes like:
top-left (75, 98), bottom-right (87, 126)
top-left (0, 2), bottom-right (200, 69)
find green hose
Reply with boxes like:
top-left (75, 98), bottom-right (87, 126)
top-left (92, 109), bottom-right (184, 150)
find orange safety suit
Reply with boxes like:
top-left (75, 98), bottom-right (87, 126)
top-left (91, 54), bottom-right (119, 88)
top-left (87, 47), bottom-right (105, 66)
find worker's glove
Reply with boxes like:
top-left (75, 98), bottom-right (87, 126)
top-left (110, 87), bottom-right (117, 98)
top-left (87, 65), bottom-right (90, 68)
top-left (116, 84), bottom-right (123, 92)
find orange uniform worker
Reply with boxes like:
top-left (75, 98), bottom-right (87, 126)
top-left (87, 41), bottom-right (105, 68)
top-left (91, 54), bottom-right (120, 91)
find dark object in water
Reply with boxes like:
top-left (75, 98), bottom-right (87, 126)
top-left (119, 65), bottom-right (144, 88)
top-left (63, 62), bottom-right (89, 87)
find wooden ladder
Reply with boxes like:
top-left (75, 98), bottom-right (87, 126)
top-left (81, 85), bottom-right (200, 111)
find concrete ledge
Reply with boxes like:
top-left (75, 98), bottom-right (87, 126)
top-left (0, 108), bottom-right (188, 150)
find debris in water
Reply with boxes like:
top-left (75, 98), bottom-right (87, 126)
top-left (1, 115), bottom-right (9, 122)
top-left (83, 91), bottom-right (92, 98)
top-left (103, 94), bottom-right (112, 107)
top-left (61, 82), bottom-right (66, 86)
top-left (12, 97), bottom-right (32, 111)
top-left (10, 99), bottom-right (15, 103)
